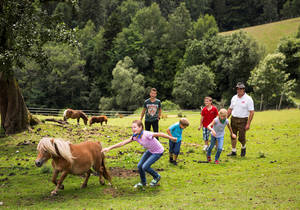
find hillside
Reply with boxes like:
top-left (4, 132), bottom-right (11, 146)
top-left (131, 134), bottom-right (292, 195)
top-left (220, 17), bottom-right (300, 53)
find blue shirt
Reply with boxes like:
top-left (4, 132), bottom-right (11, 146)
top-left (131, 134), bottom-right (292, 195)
top-left (168, 122), bottom-right (183, 142)
top-left (213, 117), bottom-right (229, 138)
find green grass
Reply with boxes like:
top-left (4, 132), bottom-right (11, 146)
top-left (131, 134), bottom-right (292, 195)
top-left (0, 109), bottom-right (300, 209)
top-left (220, 17), bottom-right (300, 53)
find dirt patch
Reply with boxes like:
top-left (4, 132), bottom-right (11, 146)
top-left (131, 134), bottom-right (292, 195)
top-left (109, 167), bottom-right (138, 178)
top-left (103, 187), bottom-right (120, 197)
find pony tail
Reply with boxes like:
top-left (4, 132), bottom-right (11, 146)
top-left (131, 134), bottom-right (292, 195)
top-left (101, 152), bottom-right (112, 183)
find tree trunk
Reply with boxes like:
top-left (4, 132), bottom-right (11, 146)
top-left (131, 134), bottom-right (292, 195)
top-left (0, 72), bottom-right (39, 135)
top-left (260, 93), bottom-right (263, 111)
top-left (278, 94), bottom-right (283, 110)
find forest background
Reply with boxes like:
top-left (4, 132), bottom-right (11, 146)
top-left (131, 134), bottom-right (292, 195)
top-left (2, 0), bottom-right (300, 113)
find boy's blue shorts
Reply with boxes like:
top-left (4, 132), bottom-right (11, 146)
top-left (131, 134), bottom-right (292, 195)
top-left (169, 140), bottom-right (182, 155)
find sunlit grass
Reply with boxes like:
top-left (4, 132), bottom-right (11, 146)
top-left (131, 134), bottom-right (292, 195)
top-left (0, 109), bottom-right (299, 209)
top-left (220, 17), bottom-right (300, 53)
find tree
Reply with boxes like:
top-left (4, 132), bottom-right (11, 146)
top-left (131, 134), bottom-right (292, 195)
top-left (189, 14), bottom-right (218, 40)
top-left (0, 0), bottom-right (76, 134)
top-left (276, 35), bottom-right (300, 84)
top-left (183, 31), bottom-right (263, 101)
top-left (172, 64), bottom-right (215, 108)
top-left (99, 57), bottom-right (145, 111)
top-left (248, 53), bottom-right (296, 110)
top-left (185, 0), bottom-right (212, 21)
top-left (281, 0), bottom-right (300, 18)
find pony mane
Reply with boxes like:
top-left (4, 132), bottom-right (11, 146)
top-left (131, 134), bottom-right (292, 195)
top-left (63, 109), bottom-right (69, 117)
top-left (37, 137), bottom-right (74, 164)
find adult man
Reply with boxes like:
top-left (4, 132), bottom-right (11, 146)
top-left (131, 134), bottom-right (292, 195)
top-left (140, 88), bottom-right (162, 133)
top-left (227, 82), bottom-right (254, 157)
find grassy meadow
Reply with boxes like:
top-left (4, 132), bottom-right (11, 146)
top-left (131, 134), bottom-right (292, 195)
top-left (0, 109), bottom-right (300, 209)
top-left (220, 17), bottom-right (300, 53)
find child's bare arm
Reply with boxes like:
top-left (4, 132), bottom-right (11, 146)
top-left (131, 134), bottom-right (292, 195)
top-left (153, 132), bottom-right (177, 142)
top-left (198, 115), bottom-right (204, 130)
top-left (207, 120), bottom-right (216, 137)
top-left (102, 138), bottom-right (133, 153)
top-left (140, 108), bottom-right (146, 120)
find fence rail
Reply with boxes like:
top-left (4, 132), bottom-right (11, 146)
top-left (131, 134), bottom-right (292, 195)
top-left (28, 107), bottom-right (135, 117)
top-left (28, 107), bottom-right (202, 117)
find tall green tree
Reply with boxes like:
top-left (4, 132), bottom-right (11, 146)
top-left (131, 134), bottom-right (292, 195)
top-left (248, 53), bottom-right (296, 110)
top-left (0, 0), bottom-right (76, 134)
top-left (189, 14), bottom-right (218, 40)
top-left (172, 64), bottom-right (215, 108)
top-left (183, 31), bottom-right (264, 101)
top-left (99, 57), bottom-right (145, 111)
top-left (185, 0), bottom-right (212, 21)
top-left (276, 34), bottom-right (300, 84)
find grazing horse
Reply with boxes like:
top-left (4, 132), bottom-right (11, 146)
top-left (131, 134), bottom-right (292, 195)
top-left (35, 137), bottom-right (111, 196)
top-left (89, 115), bottom-right (108, 126)
top-left (63, 108), bottom-right (88, 125)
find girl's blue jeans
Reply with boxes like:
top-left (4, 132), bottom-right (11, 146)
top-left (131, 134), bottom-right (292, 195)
top-left (207, 135), bottom-right (224, 161)
top-left (137, 150), bottom-right (163, 185)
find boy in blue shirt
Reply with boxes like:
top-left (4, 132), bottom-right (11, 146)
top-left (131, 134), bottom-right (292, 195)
top-left (167, 118), bottom-right (189, 165)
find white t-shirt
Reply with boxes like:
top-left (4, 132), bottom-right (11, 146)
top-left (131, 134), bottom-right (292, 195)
top-left (229, 93), bottom-right (254, 118)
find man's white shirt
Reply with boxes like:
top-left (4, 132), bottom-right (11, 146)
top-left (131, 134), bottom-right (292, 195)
top-left (229, 93), bottom-right (254, 118)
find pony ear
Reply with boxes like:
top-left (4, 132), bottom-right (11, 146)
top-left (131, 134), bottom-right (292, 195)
top-left (50, 138), bottom-right (55, 145)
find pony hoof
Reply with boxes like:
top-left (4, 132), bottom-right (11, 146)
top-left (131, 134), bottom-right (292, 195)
top-left (81, 184), bottom-right (87, 189)
top-left (100, 181), bottom-right (105, 185)
top-left (59, 185), bottom-right (64, 190)
top-left (51, 191), bottom-right (58, 196)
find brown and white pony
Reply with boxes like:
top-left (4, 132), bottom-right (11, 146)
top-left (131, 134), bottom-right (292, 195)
top-left (35, 137), bottom-right (111, 196)
top-left (89, 115), bottom-right (108, 126)
top-left (63, 108), bottom-right (88, 125)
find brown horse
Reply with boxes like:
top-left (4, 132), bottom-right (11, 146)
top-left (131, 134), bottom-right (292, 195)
top-left (63, 108), bottom-right (88, 125)
top-left (35, 137), bottom-right (111, 196)
top-left (89, 115), bottom-right (108, 126)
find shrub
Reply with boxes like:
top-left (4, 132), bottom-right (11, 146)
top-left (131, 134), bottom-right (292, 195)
top-left (162, 100), bottom-right (180, 111)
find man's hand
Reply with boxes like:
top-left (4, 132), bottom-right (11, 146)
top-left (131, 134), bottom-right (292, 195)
top-left (245, 123), bottom-right (250, 131)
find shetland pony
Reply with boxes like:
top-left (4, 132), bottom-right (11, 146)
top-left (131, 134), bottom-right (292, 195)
top-left (63, 108), bottom-right (88, 125)
top-left (89, 115), bottom-right (108, 126)
top-left (35, 137), bottom-right (111, 196)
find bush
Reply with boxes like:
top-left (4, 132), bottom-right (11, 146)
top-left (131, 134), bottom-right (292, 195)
top-left (162, 100), bottom-right (180, 111)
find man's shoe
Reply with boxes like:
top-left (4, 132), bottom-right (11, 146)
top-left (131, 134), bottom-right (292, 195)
top-left (215, 160), bottom-right (220, 164)
top-left (169, 157), bottom-right (174, 163)
top-left (172, 161), bottom-right (178, 166)
top-left (207, 156), bottom-right (211, 162)
top-left (227, 151), bottom-right (237, 156)
top-left (241, 148), bottom-right (246, 157)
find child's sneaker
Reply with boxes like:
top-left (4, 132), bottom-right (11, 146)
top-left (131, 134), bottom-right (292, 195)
top-left (150, 174), bottom-right (161, 186)
top-left (215, 160), bottom-right (220, 164)
top-left (133, 182), bottom-right (145, 188)
top-left (207, 156), bottom-right (211, 162)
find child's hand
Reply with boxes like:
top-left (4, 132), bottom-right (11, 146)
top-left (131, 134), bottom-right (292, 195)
top-left (231, 133), bottom-right (237, 139)
top-left (198, 125), bottom-right (202, 131)
top-left (172, 137), bottom-right (177, 142)
top-left (102, 148), bottom-right (110, 153)
top-left (211, 130), bottom-right (217, 137)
